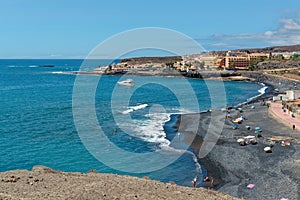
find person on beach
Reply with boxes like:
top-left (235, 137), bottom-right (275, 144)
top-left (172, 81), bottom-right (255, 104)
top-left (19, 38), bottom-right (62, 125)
top-left (203, 176), bottom-right (210, 182)
top-left (293, 124), bottom-right (296, 130)
top-left (209, 177), bottom-right (214, 189)
top-left (192, 177), bottom-right (197, 188)
top-left (177, 132), bottom-right (181, 142)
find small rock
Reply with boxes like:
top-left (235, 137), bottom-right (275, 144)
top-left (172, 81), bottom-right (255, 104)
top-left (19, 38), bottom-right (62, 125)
top-left (87, 169), bottom-right (98, 173)
top-left (32, 165), bottom-right (57, 174)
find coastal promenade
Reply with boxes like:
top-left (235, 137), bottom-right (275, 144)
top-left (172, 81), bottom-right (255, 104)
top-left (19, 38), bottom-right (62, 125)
top-left (270, 102), bottom-right (300, 131)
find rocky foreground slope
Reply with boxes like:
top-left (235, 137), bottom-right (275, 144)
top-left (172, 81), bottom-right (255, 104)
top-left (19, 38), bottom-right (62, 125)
top-left (0, 166), bottom-right (240, 200)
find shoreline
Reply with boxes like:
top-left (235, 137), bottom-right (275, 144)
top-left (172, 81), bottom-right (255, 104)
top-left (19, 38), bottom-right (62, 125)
top-left (176, 74), bottom-right (300, 199)
top-left (56, 70), bottom-right (254, 81)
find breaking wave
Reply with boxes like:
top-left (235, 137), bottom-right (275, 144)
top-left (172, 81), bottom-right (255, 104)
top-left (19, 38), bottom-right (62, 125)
top-left (121, 103), bottom-right (148, 114)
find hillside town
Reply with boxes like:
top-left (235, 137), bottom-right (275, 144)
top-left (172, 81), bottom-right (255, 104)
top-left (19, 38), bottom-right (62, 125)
top-left (95, 49), bottom-right (300, 75)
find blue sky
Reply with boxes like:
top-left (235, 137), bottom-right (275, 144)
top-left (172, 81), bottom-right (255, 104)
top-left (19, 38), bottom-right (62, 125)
top-left (0, 0), bottom-right (300, 58)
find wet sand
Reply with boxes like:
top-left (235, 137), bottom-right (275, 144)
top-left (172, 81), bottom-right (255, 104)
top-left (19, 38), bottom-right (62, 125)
top-left (178, 101), bottom-right (300, 199)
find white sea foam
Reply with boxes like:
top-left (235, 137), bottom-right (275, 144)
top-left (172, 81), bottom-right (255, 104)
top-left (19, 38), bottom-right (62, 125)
top-left (137, 112), bottom-right (202, 173)
top-left (168, 107), bottom-right (198, 115)
top-left (121, 104), bottom-right (148, 115)
top-left (119, 105), bottom-right (202, 177)
top-left (132, 112), bottom-right (171, 147)
top-left (51, 71), bottom-right (64, 74)
top-left (258, 83), bottom-right (268, 95)
top-left (245, 83), bottom-right (268, 103)
top-left (131, 104), bottom-right (148, 111)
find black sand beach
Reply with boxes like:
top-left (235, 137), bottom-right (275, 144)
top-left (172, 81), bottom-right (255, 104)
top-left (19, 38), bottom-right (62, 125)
top-left (178, 74), bottom-right (300, 200)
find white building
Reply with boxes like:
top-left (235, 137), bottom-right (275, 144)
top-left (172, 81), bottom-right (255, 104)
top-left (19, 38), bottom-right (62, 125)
top-left (286, 90), bottom-right (300, 100)
top-left (273, 90), bottom-right (300, 101)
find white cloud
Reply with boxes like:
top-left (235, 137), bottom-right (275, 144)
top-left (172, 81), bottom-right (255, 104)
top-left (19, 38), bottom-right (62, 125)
top-left (202, 16), bottom-right (300, 50)
top-left (211, 42), bottom-right (227, 47)
top-left (278, 18), bottom-right (300, 32)
top-left (264, 31), bottom-right (274, 36)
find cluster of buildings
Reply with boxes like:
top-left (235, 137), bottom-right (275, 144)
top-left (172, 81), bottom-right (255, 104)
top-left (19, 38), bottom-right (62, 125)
top-left (171, 51), bottom-right (299, 72)
top-left (174, 51), bottom-right (269, 71)
top-left (185, 51), bottom-right (300, 71)
top-left (220, 52), bottom-right (268, 70)
top-left (96, 51), bottom-right (300, 73)
top-left (179, 51), bottom-right (300, 71)
top-left (273, 90), bottom-right (300, 116)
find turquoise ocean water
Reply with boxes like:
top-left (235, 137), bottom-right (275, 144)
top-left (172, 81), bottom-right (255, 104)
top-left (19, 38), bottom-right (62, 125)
top-left (0, 59), bottom-right (265, 187)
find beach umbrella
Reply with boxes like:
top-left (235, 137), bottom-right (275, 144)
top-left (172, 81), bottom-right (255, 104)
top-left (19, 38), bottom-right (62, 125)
top-left (255, 127), bottom-right (261, 130)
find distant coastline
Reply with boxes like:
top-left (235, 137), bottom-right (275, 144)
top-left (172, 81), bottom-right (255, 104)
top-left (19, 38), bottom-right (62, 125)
top-left (60, 44), bottom-right (300, 84)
